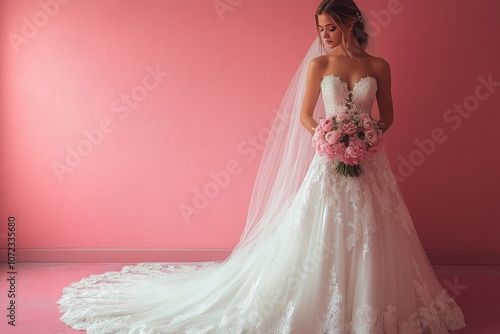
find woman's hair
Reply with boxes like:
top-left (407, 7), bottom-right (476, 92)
top-left (315, 0), bottom-right (369, 59)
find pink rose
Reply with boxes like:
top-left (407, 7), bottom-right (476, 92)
top-left (322, 118), bottom-right (334, 132)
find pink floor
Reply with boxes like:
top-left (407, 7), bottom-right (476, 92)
top-left (0, 263), bottom-right (499, 334)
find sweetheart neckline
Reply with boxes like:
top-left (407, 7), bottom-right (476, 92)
top-left (321, 74), bottom-right (376, 92)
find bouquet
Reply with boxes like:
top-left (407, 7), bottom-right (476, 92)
top-left (311, 107), bottom-right (384, 177)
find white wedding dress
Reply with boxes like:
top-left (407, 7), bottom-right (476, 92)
top-left (57, 74), bottom-right (466, 333)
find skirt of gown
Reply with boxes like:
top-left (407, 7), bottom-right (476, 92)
top-left (57, 147), bottom-right (466, 334)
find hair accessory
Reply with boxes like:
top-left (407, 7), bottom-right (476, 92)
top-left (356, 11), bottom-right (364, 23)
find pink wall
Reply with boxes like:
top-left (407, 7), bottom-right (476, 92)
top-left (1, 0), bottom-right (499, 261)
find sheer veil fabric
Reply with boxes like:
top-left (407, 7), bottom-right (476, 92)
top-left (57, 36), bottom-right (330, 332)
top-left (239, 35), bottom-right (327, 248)
top-left (57, 33), bottom-right (467, 333)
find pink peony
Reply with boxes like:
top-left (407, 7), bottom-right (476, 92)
top-left (322, 145), bottom-right (335, 159)
top-left (343, 137), bottom-right (365, 162)
top-left (359, 113), bottom-right (370, 120)
top-left (325, 130), bottom-right (341, 144)
top-left (311, 109), bottom-right (384, 176)
top-left (313, 129), bottom-right (323, 139)
top-left (341, 122), bottom-right (357, 135)
top-left (362, 118), bottom-right (373, 130)
top-left (365, 128), bottom-right (379, 145)
top-left (332, 142), bottom-right (346, 156)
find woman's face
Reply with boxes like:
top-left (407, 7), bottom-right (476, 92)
top-left (317, 13), bottom-right (343, 49)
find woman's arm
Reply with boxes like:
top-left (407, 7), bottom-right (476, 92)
top-left (300, 57), bottom-right (324, 136)
top-left (374, 58), bottom-right (394, 133)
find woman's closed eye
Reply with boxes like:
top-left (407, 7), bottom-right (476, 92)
top-left (319, 28), bottom-right (336, 33)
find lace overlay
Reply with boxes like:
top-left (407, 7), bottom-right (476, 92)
top-left (57, 75), bottom-right (465, 333)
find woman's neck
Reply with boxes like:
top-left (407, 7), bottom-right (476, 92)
top-left (329, 40), bottom-right (363, 57)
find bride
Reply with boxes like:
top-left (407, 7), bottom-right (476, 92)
top-left (57, 0), bottom-right (466, 333)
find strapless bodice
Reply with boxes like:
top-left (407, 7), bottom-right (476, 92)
top-left (320, 75), bottom-right (378, 117)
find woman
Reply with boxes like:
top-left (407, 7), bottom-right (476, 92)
top-left (57, 0), bottom-right (466, 332)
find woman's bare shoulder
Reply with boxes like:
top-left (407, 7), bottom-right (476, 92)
top-left (310, 54), bottom-right (331, 66)
top-left (307, 55), bottom-right (330, 76)
top-left (369, 56), bottom-right (391, 74)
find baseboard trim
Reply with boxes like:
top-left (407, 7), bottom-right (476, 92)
top-left (1, 248), bottom-right (499, 265)
top-left (425, 250), bottom-right (500, 265)
top-left (1, 248), bottom-right (233, 263)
